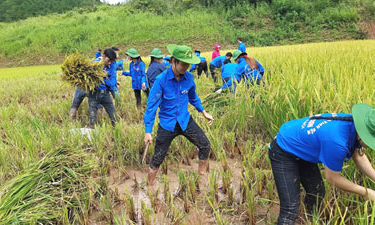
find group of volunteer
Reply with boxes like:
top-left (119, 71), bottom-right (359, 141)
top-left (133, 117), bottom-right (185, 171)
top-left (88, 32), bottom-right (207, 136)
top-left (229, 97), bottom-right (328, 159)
top-left (69, 38), bottom-right (375, 225)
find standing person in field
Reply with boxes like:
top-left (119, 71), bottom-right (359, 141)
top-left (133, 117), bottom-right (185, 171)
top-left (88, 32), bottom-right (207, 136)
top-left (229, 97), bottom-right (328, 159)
top-left (269, 104), bottom-right (375, 224)
top-left (211, 44), bottom-right (220, 60)
top-left (209, 52), bottom-right (232, 83)
top-left (110, 47), bottom-right (121, 105)
top-left (88, 48), bottom-right (117, 128)
top-left (121, 48), bottom-right (148, 109)
top-left (232, 50), bottom-right (264, 86)
top-left (144, 44), bottom-right (214, 187)
top-left (95, 48), bottom-right (101, 59)
top-left (189, 50), bottom-right (208, 78)
top-left (237, 37), bottom-right (246, 53)
top-left (146, 48), bottom-right (167, 89)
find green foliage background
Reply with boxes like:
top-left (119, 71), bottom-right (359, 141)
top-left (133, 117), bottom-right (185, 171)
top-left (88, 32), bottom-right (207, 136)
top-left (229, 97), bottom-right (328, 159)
top-left (0, 0), bottom-right (374, 66)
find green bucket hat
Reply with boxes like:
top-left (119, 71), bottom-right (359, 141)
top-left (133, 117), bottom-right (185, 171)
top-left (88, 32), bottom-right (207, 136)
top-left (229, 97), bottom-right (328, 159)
top-left (352, 103), bottom-right (375, 150)
top-left (149, 48), bottom-right (165, 58)
top-left (232, 50), bottom-right (246, 61)
top-left (125, 48), bottom-right (140, 58)
top-left (166, 44), bottom-right (200, 64)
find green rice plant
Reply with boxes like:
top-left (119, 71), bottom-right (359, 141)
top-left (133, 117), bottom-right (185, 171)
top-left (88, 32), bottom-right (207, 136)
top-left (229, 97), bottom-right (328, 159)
top-left (124, 192), bottom-right (137, 224)
top-left (177, 170), bottom-right (188, 198)
top-left (61, 51), bottom-right (106, 92)
top-left (0, 146), bottom-right (98, 224)
top-left (187, 171), bottom-right (199, 203)
top-left (147, 188), bottom-right (161, 213)
top-left (141, 201), bottom-right (154, 225)
top-left (208, 169), bottom-right (219, 206)
top-left (207, 196), bottom-right (229, 225)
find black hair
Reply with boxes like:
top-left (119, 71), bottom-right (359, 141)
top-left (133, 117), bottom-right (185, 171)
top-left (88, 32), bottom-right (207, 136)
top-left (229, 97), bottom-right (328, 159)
top-left (170, 56), bottom-right (180, 64)
top-left (223, 59), bottom-right (231, 65)
top-left (103, 48), bottom-right (117, 62)
top-left (237, 37), bottom-right (243, 41)
top-left (111, 47), bottom-right (119, 51)
top-left (195, 50), bottom-right (201, 53)
top-left (309, 116), bottom-right (353, 122)
top-left (149, 56), bottom-right (157, 66)
top-left (98, 48), bottom-right (101, 52)
top-left (226, 52), bottom-right (232, 57)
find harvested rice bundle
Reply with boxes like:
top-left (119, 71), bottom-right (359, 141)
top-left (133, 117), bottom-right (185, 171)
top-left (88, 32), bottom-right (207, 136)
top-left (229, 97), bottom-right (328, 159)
top-left (0, 146), bottom-right (99, 224)
top-left (61, 52), bottom-right (106, 92)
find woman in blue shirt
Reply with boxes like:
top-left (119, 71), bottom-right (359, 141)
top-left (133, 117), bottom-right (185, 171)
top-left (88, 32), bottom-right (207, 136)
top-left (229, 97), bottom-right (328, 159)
top-left (232, 50), bottom-right (264, 86)
top-left (147, 48), bottom-right (167, 90)
top-left (270, 104), bottom-right (375, 224)
top-left (122, 48), bottom-right (147, 109)
top-left (88, 48), bottom-right (117, 128)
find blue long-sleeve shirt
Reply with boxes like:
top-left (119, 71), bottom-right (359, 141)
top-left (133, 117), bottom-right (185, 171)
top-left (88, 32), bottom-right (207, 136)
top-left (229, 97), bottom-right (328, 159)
top-left (98, 61), bottom-right (117, 91)
top-left (220, 63), bottom-right (240, 89)
top-left (122, 60), bottom-right (147, 90)
top-left (209, 55), bottom-right (226, 68)
top-left (162, 57), bottom-right (171, 69)
top-left (116, 59), bottom-right (124, 71)
top-left (238, 42), bottom-right (246, 53)
top-left (144, 68), bottom-right (204, 133)
top-left (146, 61), bottom-right (167, 88)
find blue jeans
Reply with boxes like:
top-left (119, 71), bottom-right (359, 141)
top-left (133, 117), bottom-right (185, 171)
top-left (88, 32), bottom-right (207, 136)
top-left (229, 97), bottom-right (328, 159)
top-left (269, 139), bottom-right (325, 225)
top-left (88, 90), bottom-right (117, 127)
top-left (71, 87), bottom-right (87, 109)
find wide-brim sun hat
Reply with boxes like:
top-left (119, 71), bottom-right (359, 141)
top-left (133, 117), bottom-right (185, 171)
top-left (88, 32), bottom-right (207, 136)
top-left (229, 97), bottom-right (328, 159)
top-left (125, 48), bottom-right (140, 58)
top-left (232, 50), bottom-right (247, 61)
top-left (149, 48), bottom-right (165, 58)
top-left (352, 103), bottom-right (375, 150)
top-left (167, 44), bottom-right (200, 64)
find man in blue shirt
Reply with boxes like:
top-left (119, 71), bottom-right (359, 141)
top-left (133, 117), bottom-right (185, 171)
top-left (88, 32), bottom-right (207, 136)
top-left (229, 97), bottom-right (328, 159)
top-left (88, 48), bottom-right (117, 128)
top-left (189, 50), bottom-right (208, 78)
top-left (237, 37), bottom-right (246, 53)
top-left (209, 52), bottom-right (232, 83)
top-left (269, 105), bottom-right (375, 224)
top-left (144, 44), bottom-right (214, 188)
top-left (147, 48), bottom-right (167, 89)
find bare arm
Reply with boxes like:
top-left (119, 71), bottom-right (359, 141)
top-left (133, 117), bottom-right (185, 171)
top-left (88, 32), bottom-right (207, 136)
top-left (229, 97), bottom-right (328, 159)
top-left (352, 148), bottom-right (375, 181)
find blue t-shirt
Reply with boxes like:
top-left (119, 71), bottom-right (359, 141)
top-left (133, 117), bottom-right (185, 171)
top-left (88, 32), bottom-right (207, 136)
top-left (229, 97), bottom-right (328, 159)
top-left (276, 113), bottom-right (361, 172)
top-left (238, 42), bottom-right (246, 53)
top-left (210, 55), bottom-right (226, 68)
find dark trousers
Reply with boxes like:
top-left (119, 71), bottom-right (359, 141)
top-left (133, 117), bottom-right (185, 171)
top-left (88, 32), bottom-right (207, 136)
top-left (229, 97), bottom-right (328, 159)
top-left (209, 64), bottom-right (218, 82)
top-left (269, 139), bottom-right (325, 225)
top-left (150, 117), bottom-right (210, 169)
top-left (134, 89), bottom-right (149, 106)
top-left (88, 90), bottom-right (117, 127)
top-left (197, 61), bottom-right (208, 78)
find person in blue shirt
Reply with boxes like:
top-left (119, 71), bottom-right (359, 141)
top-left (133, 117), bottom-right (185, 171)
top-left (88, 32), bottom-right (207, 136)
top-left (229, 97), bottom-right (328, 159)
top-left (147, 48), bottom-right (167, 89)
top-left (215, 59), bottom-right (240, 93)
top-left (237, 37), bottom-right (246, 53)
top-left (144, 44), bottom-right (214, 188)
top-left (232, 50), bottom-right (264, 86)
top-left (95, 48), bottom-right (101, 59)
top-left (189, 50), bottom-right (208, 78)
top-left (110, 47), bottom-right (121, 105)
top-left (162, 56), bottom-right (171, 69)
top-left (269, 104), bottom-right (375, 225)
top-left (121, 48), bottom-right (147, 110)
top-left (209, 52), bottom-right (232, 83)
top-left (88, 48), bottom-right (118, 128)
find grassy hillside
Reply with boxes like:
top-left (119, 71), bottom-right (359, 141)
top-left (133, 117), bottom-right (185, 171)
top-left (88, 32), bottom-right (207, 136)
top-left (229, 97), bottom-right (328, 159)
top-left (0, 0), bottom-right (374, 67)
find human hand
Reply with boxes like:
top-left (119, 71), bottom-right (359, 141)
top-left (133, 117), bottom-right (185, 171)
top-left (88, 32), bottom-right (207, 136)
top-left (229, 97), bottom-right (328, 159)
top-left (365, 188), bottom-right (375, 201)
top-left (202, 110), bottom-right (214, 126)
top-left (215, 88), bottom-right (223, 94)
top-left (142, 83), bottom-right (146, 91)
top-left (144, 133), bottom-right (152, 145)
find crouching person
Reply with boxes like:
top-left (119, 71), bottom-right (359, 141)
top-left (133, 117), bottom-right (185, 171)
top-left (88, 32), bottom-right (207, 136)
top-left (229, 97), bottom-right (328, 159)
top-left (144, 44), bottom-right (214, 187)
top-left (88, 48), bottom-right (117, 128)
top-left (269, 104), bottom-right (375, 224)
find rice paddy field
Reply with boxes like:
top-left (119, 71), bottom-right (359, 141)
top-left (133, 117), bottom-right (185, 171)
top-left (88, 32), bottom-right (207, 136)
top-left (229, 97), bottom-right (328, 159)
top-left (0, 40), bottom-right (375, 224)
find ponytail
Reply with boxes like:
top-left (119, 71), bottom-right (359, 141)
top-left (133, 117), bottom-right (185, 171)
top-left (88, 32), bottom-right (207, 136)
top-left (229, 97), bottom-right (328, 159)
top-left (243, 55), bottom-right (258, 70)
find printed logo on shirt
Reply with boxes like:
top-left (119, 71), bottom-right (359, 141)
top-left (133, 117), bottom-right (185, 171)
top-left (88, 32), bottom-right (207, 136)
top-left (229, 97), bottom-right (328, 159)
top-left (181, 89), bottom-right (188, 95)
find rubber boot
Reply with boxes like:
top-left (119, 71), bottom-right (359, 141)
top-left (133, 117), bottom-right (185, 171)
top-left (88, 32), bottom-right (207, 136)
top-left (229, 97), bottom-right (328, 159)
top-left (69, 108), bottom-right (77, 119)
top-left (147, 167), bottom-right (159, 188)
top-left (198, 160), bottom-right (208, 175)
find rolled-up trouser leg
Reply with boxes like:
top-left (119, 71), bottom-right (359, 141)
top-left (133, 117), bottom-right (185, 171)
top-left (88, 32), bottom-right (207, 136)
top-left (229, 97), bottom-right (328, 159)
top-left (182, 117), bottom-right (210, 160)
